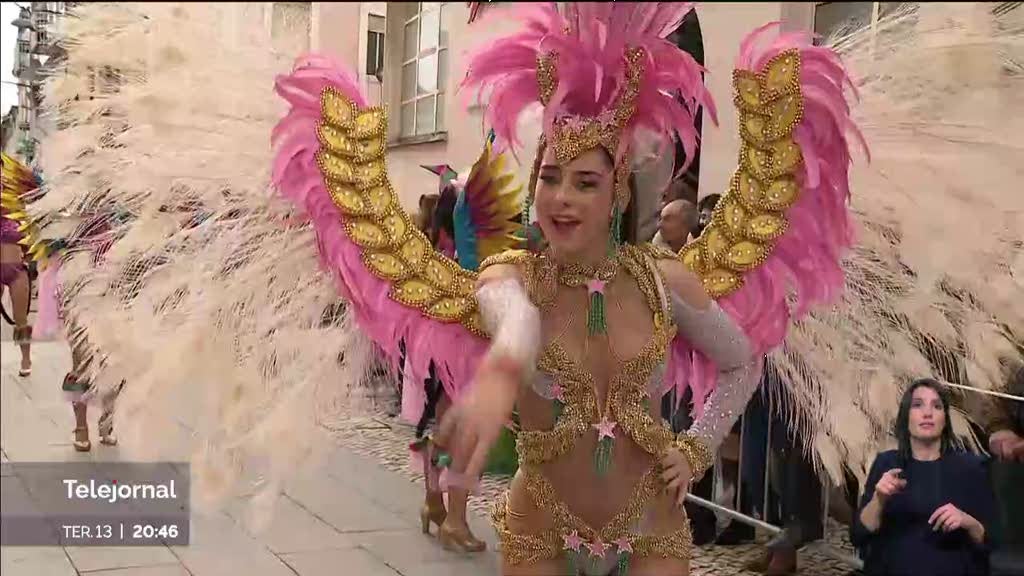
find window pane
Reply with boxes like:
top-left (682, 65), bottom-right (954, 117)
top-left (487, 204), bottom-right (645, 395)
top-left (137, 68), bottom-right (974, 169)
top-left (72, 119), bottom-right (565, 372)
top-left (377, 39), bottom-right (385, 75)
top-left (401, 103), bottom-right (415, 137)
top-left (813, 2), bottom-right (873, 41)
top-left (416, 95), bottom-right (436, 135)
top-left (436, 92), bottom-right (446, 132)
top-left (419, 8), bottom-right (440, 55)
top-left (417, 52), bottom-right (438, 95)
top-left (403, 21), bottom-right (418, 61)
top-left (366, 33), bottom-right (378, 75)
top-left (437, 49), bottom-right (448, 93)
top-left (422, 2), bottom-right (441, 12)
top-left (401, 63), bottom-right (417, 101)
top-left (440, 3), bottom-right (451, 48)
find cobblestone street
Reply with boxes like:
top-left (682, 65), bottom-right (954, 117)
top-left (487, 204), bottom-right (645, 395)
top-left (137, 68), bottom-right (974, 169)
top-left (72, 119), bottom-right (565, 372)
top-left (2, 328), bottom-right (861, 576)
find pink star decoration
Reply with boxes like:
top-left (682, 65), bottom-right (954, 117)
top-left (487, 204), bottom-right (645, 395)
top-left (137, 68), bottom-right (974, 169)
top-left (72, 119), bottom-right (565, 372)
top-left (551, 383), bottom-right (565, 402)
top-left (563, 530), bottom-right (584, 552)
top-left (586, 537), bottom-right (611, 558)
top-left (593, 417), bottom-right (617, 441)
top-left (586, 278), bottom-right (607, 295)
top-left (613, 536), bottom-right (633, 555)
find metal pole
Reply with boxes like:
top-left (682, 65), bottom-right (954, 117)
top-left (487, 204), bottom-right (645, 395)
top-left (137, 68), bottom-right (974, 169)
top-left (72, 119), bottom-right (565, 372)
top-left (763, 408), bottom-right (773, 523)
top-left (685, 493), bottom-right (783, 534)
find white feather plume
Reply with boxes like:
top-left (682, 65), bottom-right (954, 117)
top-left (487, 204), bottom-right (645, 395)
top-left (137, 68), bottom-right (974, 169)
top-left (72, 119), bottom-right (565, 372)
top-left (33, 2), bottom-right (384, 520)
top-left (770, 3), bottom-right (1024, 484)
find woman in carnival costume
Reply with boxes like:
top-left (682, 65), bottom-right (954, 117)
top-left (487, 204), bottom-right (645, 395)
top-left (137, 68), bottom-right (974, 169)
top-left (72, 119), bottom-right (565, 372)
top-left (407, 135), bottom-right (523, 553)
top-left (35, 3), bottom-right (1021, 573)
top-left (1, 153), bottom-right (39, 377)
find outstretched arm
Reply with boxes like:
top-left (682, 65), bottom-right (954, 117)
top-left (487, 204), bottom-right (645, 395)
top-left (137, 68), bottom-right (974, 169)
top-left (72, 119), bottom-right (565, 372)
top-left (438, 263), bottom-right (541, 482)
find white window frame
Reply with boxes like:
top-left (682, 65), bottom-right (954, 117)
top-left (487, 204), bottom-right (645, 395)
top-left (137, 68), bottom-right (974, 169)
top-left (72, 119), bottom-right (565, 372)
top-left (399, 2), bottom-right (449, 138)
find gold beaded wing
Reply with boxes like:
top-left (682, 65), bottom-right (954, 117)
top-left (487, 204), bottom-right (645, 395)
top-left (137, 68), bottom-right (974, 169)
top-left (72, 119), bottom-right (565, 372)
top-left (680, 50), bottom-right (805, 298)
top-left (1, 152), bottom-right (42, 256)
top-left (314, 88), bottom-right (488, 336)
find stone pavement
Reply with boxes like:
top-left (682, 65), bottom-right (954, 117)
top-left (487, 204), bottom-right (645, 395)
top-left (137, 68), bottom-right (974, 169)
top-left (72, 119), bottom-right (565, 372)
top-left (1, 320), bottom-right (860, 576)
top-left (1, 327), bottom-right (500, 576)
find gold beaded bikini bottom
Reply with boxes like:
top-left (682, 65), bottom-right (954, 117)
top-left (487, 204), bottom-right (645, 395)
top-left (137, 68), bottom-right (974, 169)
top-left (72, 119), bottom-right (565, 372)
top-left (492, 465), bottom-right (692, 575)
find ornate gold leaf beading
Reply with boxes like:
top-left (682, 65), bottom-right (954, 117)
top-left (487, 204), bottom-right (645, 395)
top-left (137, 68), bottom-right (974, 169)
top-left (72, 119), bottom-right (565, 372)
top-left (679, 50), bottom-right (805, 298)
top-left (315, 87), bottom-right (486, 335)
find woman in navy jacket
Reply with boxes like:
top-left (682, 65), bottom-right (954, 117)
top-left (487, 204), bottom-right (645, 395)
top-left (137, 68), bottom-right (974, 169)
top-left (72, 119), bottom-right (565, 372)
top-left (853, 378), bottom-right (997, 575)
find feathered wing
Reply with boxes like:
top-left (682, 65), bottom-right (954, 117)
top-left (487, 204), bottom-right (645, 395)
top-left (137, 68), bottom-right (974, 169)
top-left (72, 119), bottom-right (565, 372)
top-left (674, 23), bottom-right (862, 425)
top-left (679, 5), bottom-right (1023, 483)
top-left (452, 134), bottom-right (524, 271)
top-left (1, 153), bottom-right (42, 257)
top-left (28, 2), bottom-right (397, 518)
top-left (272, 57), bottom-right (492, 405)
top-left (771, 5), bottom-right (1024, 483)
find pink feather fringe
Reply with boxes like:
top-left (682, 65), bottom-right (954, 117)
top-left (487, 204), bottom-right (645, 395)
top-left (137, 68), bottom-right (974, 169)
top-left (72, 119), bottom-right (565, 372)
top-left (667, 24), bottom-right (863, 417)
top-left (272, 55), bottom-right (489, 426)
top-left (35, 261), bottom-right (63, 341)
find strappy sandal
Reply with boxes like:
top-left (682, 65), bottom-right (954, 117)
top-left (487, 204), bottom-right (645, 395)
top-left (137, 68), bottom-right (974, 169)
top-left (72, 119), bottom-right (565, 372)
top-left (98, 413), bottom-right (118, 446)
top-left (73, 427), bottom-right (92, 452)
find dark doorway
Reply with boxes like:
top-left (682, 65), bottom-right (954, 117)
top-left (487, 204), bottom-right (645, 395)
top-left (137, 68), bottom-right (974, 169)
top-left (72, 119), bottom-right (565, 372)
top-left (667, 10), bottom-right (704, 197)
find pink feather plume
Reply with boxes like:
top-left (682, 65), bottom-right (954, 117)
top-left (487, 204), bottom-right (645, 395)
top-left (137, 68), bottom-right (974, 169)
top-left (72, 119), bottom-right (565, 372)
top-left (461, 2), bottom-right (715, 168)
top-left (272, 55), bottom-right (489, 425)
top-left (667, 24), bottom-right (863, 417)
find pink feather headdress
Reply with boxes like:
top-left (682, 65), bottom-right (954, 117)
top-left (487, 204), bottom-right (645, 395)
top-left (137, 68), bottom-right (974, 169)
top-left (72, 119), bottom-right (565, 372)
top-left (462, 2), bottom-right (716, 206)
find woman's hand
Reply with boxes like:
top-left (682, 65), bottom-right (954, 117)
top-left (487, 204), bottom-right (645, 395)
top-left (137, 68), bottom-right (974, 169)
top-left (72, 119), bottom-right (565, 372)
top-left (929, 503), bottom-right (985, 544)
top-left (873, 468), bottom-right (907, 505)
top-left (438, 357), bottom-right (520, 482)
top-left (989, 429), bottom-right (1024, 462)
top-left (661, 448), bottom-right (694, 508)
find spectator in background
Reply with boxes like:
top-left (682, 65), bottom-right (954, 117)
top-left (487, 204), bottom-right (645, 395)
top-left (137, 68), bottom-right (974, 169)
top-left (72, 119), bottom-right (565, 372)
top-left (653, 199), bottom-right (699, 253)
top-left (742, 361), bottom-right (824, 575)
top-left (853, 378), bottom-right (996, 576)
top-left (985, 363), bottom-right (1024, 576)
top-left (661, 173), bottom-right (699, 207)
top-left (986, 363), bottom-right (1024, 462)
top-left (693, 193), bottom-right (721, 239)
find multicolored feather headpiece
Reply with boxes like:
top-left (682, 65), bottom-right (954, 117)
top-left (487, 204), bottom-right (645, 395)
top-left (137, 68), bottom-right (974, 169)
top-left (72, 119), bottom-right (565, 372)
top-left (462, 2), bottom-right (715, 210)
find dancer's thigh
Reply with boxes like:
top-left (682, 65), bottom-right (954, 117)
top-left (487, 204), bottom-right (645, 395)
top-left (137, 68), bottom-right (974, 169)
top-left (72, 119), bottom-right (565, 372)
top-left (501, 474), bottom-right (567, 575)
top-left (10, 270), bottom-right (29, 323)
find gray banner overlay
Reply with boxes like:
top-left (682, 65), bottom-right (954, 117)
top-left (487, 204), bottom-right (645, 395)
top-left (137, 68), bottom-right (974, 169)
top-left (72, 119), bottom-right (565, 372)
top-left (1, 462), bottom-right (190, 546)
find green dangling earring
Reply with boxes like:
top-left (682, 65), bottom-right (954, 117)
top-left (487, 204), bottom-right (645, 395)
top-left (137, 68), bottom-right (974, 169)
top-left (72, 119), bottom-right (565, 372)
top-left (520, 193), bottom-right (544, 252)
top-left (609, 206), bottom-right (623, 254)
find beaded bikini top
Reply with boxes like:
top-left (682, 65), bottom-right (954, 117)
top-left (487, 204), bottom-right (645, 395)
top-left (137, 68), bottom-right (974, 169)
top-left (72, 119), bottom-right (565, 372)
top-left (483, 244), bottom-right (681, 473)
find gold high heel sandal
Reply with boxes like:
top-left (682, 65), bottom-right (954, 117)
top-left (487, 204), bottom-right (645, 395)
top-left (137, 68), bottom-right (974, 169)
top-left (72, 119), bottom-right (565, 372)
top-left (420, 500), bottom-right (447, 535)
top-left (98, 413), bottom-right (118, 446)
top-left (438, 522), bottom-right (487, 553)
top-left (73, 427), bottom-right (91, 452)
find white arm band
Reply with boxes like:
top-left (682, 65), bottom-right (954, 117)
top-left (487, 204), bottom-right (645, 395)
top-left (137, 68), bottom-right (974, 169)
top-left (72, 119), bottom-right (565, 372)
top-left (476, 277), bottom-right (541, 372)
top-left (670, 292), bottom-right (761, 451)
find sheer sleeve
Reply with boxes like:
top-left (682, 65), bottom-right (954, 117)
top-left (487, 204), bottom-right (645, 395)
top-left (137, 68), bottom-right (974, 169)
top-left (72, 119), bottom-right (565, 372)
top-left (669, 291), bottom-right (761, 451)
top-left (476, 277), bottom-right (542, 373)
